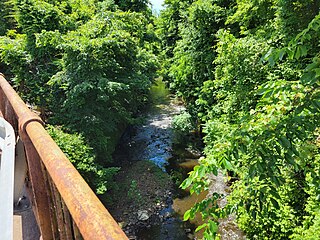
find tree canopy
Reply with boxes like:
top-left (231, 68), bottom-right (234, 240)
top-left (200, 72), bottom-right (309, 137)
top-left (158, 0), bottom-right (320, 239)
top-left (0, 0), bottom-right (158, 192)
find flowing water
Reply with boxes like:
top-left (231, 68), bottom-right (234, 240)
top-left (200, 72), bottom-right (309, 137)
top-left (113, 79), bottom-right (245, 239)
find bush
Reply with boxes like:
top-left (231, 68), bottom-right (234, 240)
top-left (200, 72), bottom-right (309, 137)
top-left (172, 111), bottom-right (195, 143)
top-left (46, 125), bottom-right (119, 194)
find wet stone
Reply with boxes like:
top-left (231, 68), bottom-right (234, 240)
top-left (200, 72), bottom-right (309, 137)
top-left (137, 210), bottom-right (149, 221)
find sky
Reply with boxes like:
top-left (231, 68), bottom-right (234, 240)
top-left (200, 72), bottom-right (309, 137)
top-left (149, 0), bottom-right (165, 12)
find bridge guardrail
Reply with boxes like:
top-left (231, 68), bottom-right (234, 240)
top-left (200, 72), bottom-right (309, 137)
top-left (0, 74), bottom-right (128, 240)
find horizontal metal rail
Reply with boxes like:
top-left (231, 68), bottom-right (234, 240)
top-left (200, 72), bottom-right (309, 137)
top-left (0, 117), bottom-right (16, 240)
top-left (0, 74), bottom-right (128, 240)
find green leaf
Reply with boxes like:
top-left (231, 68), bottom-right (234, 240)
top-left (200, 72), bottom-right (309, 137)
top-left (195, 223), bottom-right (208, 232)
top-left (291, 146), bottom-right (300, 157)
top-left (263, 89), bottom-right (273, 99)
top-left (279, 136), bottom-right (291, 149)
top-left (256, 85), bottom-right (268, 95)
top-left (249, 164), bottom-right (256, 177)
top-left (257, 162), bottom-right (264, 172)
top-left (208, 220), bottom-right (218, 234)
top-left (183, 209), bottom-right (191, 221)
top-left (233, 148), bottom-right (239, 159)
top-left (198, 165), bottom-right (206, 178)
top-left (288, 49), bottom-right (295, 59)
top-left (269, 188), bottom-right (281, 199)
top-left (180, 177), bottom-right (192, 189)
top-left (270, 198), bottom-right (280, 209)
top-left (279, 49), bottom-right (286, 60)
top-left (259, 192), bottom-right (265, 204)
top-left (312, 100), bottom-right (320, 109)
top-left (300, 45), bottom-right (308, 57)
top-left (295, 46), bottom-right (301, 59)
top-left (252, 210), bottom-right (257, 220)
top-left (245, 201), bottom-right (251, 212)
top-left (275, 144), bottom-right (282, 155)
top-left (223, 159), bottom-right (233, 171)
top-left (295, 105), bottom-right (304, 114)
top-left (301, 72), bottom-right (315, 83)
top-left (190, 209), bottom-right (196, 219)
top-left (268, 56), bottom-right (275, 66)
top-left (210, 165), bottom-right (218, 176)
top-left (285, 153), bottom-right (296, 166)
top-left (314, 68), bottom-right (320, 78)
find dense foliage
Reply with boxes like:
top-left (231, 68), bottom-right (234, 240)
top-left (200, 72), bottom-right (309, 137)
top-left (0, 0), bottom-right (158, 193)
top-left (2, 0), bottom-right (320, 239)
top-left (47, 125), bottom-right (119, 194)
top-left (159, 0), bottom-right (320, 239)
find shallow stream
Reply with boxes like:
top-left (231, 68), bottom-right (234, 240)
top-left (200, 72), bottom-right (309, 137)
top-left (111, 79), bottom-right (245, 239)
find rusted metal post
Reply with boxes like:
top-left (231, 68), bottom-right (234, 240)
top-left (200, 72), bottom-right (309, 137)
top-left (25, 121), bottom-right (128, 240)
top-left (22, 136), bottom-right (55, 240)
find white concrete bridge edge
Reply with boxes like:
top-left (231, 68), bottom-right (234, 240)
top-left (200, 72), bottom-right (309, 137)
top-left (0, 117), bottom-right (16, 240)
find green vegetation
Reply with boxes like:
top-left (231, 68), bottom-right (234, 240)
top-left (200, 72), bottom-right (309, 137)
top-left (2, 0), bottom-right (320, 239)
top-left (0, 0), bottom-right (158, 193)
top-left (172, 111), bottom-right (195, 143)
top-left (47, 125), bottom-right (119, 194)
top-left (107, 160), bottom-right (171, 209)
top-left (127, 180), bottom-right (143, 204)
top-left (158, 0), bottom-right (320, 239)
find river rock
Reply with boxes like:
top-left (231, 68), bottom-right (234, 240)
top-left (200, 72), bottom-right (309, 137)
top-left (187, 233), bottom-right (194, 239)
top-left (185, 147), bottom-right (202, 158)
top-left (118, 222), bottom-right (126, 228)
top-left (137, 210), bottom-right (149, 221)
top-left (163, 211), bottom-right (172, 218)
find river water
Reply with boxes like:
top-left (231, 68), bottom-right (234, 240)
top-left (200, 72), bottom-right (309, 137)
top-left (125, 79), bottom-right (192, 239)
top-left (112, 79), bottom-right (245, 239)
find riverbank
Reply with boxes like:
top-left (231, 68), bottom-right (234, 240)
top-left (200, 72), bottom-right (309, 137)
top-left (105, 160), bottom-right (176, 239)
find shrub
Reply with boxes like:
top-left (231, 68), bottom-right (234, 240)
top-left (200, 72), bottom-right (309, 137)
top-left (46, 125), bottom-right (119, 194)
top-left (172, 111), bottom-right (195, 143)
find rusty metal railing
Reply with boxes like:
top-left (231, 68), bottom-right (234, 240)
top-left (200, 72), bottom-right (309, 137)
top-left (0, 74), bottom-right (128, 240)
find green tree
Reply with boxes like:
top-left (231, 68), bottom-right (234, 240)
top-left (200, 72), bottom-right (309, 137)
top-left (156, 0), bottom-right (194, 83)
top-left (46, 11), bottom-right (158, 161)
top-left (1, 0), bottom-right (158, 167)
top-left (166, 0), bottom-right (234, 118)
top-left (115, 0), bottom-right (151, 12)
top-left (180, 9), bottom-right (320, 240)
top-left (160, 0), bottom-right (320, 239)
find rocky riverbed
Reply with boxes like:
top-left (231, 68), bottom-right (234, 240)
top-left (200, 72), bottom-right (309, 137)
top-left (105, 79), bottom-right (194, 239)
top-left (106, 160), bottom-right (178, 239)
